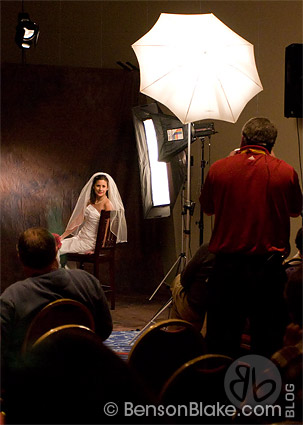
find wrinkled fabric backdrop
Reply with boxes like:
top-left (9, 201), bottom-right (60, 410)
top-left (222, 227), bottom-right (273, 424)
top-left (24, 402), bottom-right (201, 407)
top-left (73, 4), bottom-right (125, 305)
top-left (1, 63), bottom-right (176, 293)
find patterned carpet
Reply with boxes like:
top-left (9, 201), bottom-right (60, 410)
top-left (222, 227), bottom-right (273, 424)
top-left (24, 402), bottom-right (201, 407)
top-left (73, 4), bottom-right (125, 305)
top-left (104, 330), bottom-right (140, 360)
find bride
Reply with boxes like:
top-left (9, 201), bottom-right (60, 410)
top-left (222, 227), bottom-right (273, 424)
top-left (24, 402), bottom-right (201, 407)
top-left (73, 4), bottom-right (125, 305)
top-left (59, 172), bottom-right (127, 256)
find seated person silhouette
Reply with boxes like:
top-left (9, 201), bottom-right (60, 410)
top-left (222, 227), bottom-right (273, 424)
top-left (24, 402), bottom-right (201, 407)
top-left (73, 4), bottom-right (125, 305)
top-left (1, 227), bottom-right (113, 376)
top-left (169, 243), bottom-right (215, 332)
top-left (4, 325), bottom-right (158, 424)
top-left (271, 263), bottom-right (302, 424)
top-left (284, 226), bottom-right (302, 278)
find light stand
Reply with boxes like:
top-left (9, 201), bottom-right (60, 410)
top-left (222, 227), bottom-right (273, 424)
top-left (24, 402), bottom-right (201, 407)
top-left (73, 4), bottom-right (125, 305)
top-left (130, 129), bottom-right (195, 345)
top-left (149, 122), bottom-right (195, 301)
top-left (198, 137), bottom-right (205, 244)
top-left (148, 183), bottom-right (187, 302)
top-left (185, 123), bottom-right (192, 263)
top-left (129, 121), bottom-right (215, 346)
top-left (129, 297), bottom-right (173, 345)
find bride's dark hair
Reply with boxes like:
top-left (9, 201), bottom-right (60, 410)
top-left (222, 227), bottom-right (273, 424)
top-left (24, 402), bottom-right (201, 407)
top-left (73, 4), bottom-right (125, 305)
top-left (90, 174), bottom-right (109, 204)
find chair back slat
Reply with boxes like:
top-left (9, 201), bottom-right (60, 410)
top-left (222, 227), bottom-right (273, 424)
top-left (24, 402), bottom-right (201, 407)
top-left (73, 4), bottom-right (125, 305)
top-left (101, 218), bottom-right (111, 247)
top-left (95, 210), bottom-right (117, 254)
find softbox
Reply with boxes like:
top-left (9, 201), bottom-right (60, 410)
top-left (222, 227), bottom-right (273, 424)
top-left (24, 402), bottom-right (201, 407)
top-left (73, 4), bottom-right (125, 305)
top-left (147, 104), bottom-right (216, 163)
top-left (132, 103), bottom-right (187, 219)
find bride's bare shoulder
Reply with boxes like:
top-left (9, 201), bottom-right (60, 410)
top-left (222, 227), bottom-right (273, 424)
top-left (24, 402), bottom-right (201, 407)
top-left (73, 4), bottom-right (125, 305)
top-left (104, 199), bottom-right (114, 211)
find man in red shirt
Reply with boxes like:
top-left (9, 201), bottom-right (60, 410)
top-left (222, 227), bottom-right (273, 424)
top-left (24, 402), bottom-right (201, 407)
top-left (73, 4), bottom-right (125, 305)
top-left (200, 117), bottom-right (302, 358)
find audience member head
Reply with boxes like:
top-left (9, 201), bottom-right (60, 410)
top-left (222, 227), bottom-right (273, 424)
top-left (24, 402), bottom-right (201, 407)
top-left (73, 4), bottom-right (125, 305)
top-left (241, 117), bottom-right (277, 153)
top-left (90, 173), bottom-right (109, 204)
top-left (284, 265), bottom-right (302, 327)
top-left (295, 227), bottom-right (302, 256)
top-left (17, 227), bottom-right (58, 274)
top-left (5, 326), bottom-right (154, 424)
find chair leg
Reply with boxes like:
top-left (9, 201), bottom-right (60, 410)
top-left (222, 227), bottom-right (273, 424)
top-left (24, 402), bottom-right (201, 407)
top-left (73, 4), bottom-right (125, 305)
top-left (93, 262), bottom-right (99, 279)
top-left (109, 260), bottom-right (115, 310)
top-left (94, 260), bottom-right (115, 310)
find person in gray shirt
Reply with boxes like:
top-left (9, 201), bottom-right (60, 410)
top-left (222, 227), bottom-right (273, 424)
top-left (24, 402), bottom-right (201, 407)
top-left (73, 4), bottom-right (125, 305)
top-left (1, 227), bottom-right (113, 370)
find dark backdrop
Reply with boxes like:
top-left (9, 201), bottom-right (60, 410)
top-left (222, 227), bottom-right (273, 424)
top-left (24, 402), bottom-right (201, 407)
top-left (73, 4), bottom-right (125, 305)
top-left (1, 63), bottom-right (176, 293)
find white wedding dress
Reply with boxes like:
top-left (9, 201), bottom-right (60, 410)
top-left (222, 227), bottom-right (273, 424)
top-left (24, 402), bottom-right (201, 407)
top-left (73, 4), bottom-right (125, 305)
top-left (59, 172), bottom-right (127, 263)
top-left (60, 205), bottom-right (100, 255)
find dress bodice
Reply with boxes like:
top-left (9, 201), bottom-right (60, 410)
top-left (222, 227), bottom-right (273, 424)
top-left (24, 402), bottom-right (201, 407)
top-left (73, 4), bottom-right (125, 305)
top-left (78, 204), bottom-right (100, 241)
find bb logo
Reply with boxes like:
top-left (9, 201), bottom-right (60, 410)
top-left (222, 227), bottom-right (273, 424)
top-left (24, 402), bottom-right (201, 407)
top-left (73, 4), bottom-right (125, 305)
top-left (224, 355), bottom-right (282, 408)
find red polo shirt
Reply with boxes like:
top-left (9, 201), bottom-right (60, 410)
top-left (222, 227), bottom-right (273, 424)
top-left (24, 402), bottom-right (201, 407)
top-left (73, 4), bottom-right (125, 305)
top-left (200, 146), bottom-right (302, 255)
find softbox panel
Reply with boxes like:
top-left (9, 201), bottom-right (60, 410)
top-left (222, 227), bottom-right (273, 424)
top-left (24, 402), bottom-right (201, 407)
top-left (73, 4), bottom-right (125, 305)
top-left (132, 104), bottom-right (170, 219)
top-left (132, 103), bottom-right (186, 219)
top-left (168, 151), bottom-right (187, 208)
top-left (151, 113), bottom-right (191, 163)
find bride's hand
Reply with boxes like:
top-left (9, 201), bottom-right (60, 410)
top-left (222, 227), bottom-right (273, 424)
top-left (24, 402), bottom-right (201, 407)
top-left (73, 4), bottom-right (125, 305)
top-left (52, 233), bottom-right (62, 249)
top-left (84, 250), bottom-right (95, 255)
top-left (60, 230), bottom-right (71, 240)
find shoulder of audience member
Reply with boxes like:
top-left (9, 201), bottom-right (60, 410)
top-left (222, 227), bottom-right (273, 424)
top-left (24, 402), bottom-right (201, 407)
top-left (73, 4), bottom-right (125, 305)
top-left (62, 268), bottom-right (105, 291)
top-left (61, 267), bottom-right (97, 281)
top-left (194, 243), bottom-right (216, 264)
top-left (271, 338), bottom-right (302, 370)
top-left (0, 277), bottom-right (33, 299)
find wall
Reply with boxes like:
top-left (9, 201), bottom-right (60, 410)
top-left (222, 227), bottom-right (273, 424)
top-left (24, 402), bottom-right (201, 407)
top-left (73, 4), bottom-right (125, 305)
top-left (1, 63), bottom-right (176, 292)
top-left (1, 1), bottom-right (302, 290)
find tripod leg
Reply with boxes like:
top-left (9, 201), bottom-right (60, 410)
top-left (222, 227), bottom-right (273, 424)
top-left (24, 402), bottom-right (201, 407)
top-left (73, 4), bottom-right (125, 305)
top-left (148, 255), bottom-right (184, 301)
top-left (129, 298), bottom-right (173, 345)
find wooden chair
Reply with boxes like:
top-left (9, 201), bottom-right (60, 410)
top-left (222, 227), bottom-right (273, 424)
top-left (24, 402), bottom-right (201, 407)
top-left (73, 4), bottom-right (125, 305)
top-left (22, 298), bottom-right (95, 353)
top-left (159, 354), bottom-right (233, 424)
top-left (128, 319), bottom-right (206, 396)
top-left (66, 210), bottom-right (117, 309)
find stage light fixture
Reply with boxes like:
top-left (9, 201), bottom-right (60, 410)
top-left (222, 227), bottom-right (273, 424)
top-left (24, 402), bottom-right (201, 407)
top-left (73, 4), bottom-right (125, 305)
top-left (15, 12), bottom-right (40, 49)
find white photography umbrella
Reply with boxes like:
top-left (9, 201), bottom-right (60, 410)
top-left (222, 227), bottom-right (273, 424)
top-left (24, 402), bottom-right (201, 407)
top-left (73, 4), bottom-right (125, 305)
top-left (132, 13), bottom-right (263, 267)
top-left (132, 13), bottom-right (263, 124)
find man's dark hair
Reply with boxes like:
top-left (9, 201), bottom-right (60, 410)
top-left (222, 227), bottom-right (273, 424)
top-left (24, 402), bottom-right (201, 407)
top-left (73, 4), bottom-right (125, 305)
top-left (242, 117), bottom-right (277, 153)
top-left (18, 228), bottom-right (56, 269)
top-left (295, 227), bottom-right (302, 255)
